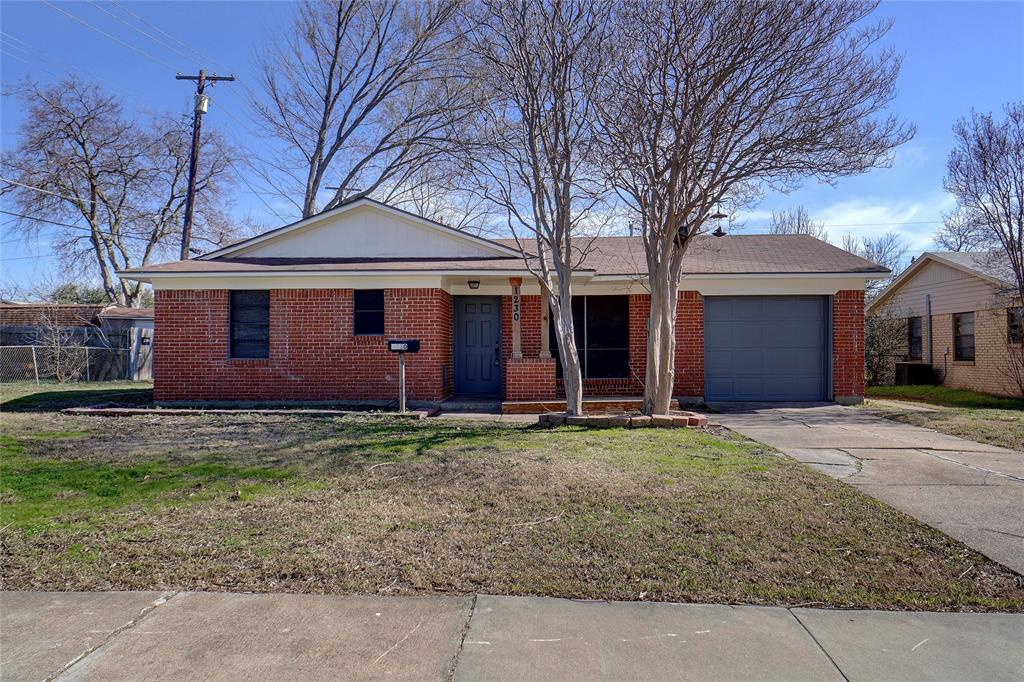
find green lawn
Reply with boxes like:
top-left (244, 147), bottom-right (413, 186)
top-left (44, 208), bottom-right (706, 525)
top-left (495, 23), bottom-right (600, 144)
top-left (865, 386), bottom-right (1024, 451)
top-left (1, 380), bottom-right (153, 411)
top-left (2, 382), bottom-right (1022, 611)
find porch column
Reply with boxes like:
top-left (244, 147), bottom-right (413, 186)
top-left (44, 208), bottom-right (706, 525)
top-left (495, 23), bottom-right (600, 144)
top-left (510, 277), bottom-right (523, 359)
top-left (539, 289), bottom-right (551, 359)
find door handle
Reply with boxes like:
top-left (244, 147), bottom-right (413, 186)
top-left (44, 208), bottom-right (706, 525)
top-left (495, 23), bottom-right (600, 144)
top-left (494, 346), bottom-right (500, 366)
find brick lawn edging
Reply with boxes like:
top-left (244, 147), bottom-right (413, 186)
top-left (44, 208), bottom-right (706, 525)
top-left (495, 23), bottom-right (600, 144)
top-left (538, 411), bottom-right (708, 428)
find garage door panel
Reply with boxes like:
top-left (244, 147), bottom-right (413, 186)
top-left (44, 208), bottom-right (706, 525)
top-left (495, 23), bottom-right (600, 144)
top-left (704, 296), bottom-right (828, 401)
top-left (762, 322), bottom-right (824, 347)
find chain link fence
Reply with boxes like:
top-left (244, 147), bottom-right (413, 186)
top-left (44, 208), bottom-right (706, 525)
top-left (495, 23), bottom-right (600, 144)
top-left (0, 345), bottom-right (130, 383)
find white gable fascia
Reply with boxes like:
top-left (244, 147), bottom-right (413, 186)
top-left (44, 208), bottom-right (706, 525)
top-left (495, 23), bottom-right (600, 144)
top-left (867, 252), bottom-right (1006, 314)
top-left (198, 199), bottom-right (522, 261)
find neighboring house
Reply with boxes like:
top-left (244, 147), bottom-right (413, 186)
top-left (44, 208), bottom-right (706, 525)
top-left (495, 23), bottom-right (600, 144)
top-left (0, 303), bottom-right (154, 381)
top-left (118, 198), bottom-right (887, 407)
top-left (867, 251), bottom-right (1023, 397)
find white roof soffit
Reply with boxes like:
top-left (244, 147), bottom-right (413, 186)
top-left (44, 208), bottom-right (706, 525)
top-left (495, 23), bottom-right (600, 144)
top-left (197, 198), bottom-right (523, 261)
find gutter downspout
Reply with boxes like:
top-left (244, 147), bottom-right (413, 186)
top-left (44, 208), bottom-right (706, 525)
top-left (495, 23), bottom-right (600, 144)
top-left (925, 294), bottom-right (933, 365)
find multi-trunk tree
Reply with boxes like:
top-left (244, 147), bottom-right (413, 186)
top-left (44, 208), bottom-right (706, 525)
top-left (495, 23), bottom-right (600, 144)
top-left (463, 0), bottom-right (611, 415)
top-left (593, 0), bottom-right (914, 414)
top-left (1, 77), bottom-right (234, 306)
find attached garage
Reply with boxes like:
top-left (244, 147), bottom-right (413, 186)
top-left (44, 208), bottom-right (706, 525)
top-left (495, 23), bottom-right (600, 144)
top-left (704, 296), bottom-right (829, 401)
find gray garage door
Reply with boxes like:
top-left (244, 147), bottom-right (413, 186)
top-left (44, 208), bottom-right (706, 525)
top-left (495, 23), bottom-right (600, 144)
top-left (704, 296), bottom-right (828, 401)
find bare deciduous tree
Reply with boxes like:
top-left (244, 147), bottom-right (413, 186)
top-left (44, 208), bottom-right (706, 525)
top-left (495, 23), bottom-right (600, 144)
top-left (934, 206), bottom-right (995, 252)
top-left (595, 0), bottom-right (914, 414)
top-left (253, 0), bottom-right (470, 218)
top-left (944, 102), bottom-right (1024, 307)
top-left (463, 0), bottom-right (610, 415)
top-left (769, 206), bottom-right (829, 241)
top-left (842, 231), bottom-right (908, 300)
top-left (1, 77), bottom-right (235, 306)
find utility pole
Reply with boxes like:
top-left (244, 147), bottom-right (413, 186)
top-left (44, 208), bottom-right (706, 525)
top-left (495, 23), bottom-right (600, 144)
top-left (176, 69), bottom-right (234, 260)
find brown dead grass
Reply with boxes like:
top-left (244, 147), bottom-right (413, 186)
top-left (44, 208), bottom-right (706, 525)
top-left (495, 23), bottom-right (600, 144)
top-left (2, 408), bottom-right (1022, 611)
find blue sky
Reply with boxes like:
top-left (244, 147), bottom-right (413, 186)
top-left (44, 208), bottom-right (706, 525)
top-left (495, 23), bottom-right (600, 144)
top-left (2, 0), bottom-right (1023, 291)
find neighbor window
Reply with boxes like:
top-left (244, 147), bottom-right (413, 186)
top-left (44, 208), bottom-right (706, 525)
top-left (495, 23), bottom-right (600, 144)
top-left (953, 312), bottom-right (975, 361)
top-left (353, 289), bottom-right (385, 335)
top-left (549, 296), bottom-right (629, 379)
top-left (907, 317), bottom-right (922, 360)
top-left (1009, 307), bottom-right (1023, 344)
top-left (229, 290), bottom-right (269, 359)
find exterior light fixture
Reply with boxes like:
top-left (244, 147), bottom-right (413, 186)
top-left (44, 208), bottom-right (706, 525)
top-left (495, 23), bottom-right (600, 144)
top-left (468, 280), bottom-right (481, 290)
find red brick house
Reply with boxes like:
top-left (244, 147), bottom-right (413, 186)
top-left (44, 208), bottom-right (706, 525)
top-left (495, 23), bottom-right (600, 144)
top-left (118, 199), bottom-right (887, 407)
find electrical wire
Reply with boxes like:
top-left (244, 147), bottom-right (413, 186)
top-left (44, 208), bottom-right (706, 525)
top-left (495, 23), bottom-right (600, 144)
top-left (40, 0), bottom-right (177, 71)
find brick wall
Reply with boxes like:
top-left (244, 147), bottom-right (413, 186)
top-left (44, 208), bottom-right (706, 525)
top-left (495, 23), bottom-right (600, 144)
top-left (505, 358), bottom-right (557, 400)
top-left (833, 290), bottom-right (865, 402)
top-left (153, 288), bottom-right (452, 403)
top-left (674, 291), bottom-right (704, 397)
top-left (926, 307), bottom-right (1022, 397)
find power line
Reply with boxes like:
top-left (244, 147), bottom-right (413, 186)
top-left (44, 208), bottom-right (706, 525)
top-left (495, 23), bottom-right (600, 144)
top-left (0, 177), bottom-right (92, 204)
top-left (40, 0), bottom-right (176, 71)
top-left (0, 209), bottom-right (168, 246)
top-left (88, 0), bottom-right (200, 65)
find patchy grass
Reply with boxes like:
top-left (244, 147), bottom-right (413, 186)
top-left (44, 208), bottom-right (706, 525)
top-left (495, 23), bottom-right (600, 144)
top-left (1, 384), bottom-right (1022, 611)
top-left (1, 380), bottom-right (153, 412)
top-left (865, 386), bottom-right (1024, 451)
top-left (866, 385), bottom-right (1024, 410)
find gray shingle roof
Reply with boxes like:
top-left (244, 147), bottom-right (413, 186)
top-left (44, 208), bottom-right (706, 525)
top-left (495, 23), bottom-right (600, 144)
top-left (121, 234), bottom-right (887, 277)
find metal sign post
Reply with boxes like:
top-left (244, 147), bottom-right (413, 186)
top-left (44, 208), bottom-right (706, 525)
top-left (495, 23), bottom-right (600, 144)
top-left (388, 339), bottom-right (421, 413)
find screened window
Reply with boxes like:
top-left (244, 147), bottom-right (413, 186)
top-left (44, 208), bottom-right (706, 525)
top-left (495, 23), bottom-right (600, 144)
top-left (907, 317), bottom-right (922, 360)
top-left (1009, 307), bottom-right (1023, 344)
top-left (353, 290), bottom-right (385, 335)
top-left (230, 291), bottom-right (269, 359)
top-left (954, 312), bottom-right (975, 361)
top-left (550, 296), bottom-right (629, 379)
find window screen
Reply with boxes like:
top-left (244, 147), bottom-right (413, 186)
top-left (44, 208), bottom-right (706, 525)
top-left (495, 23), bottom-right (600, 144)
top-left (230, 291), bottom-right (269, 359)
top-left (354, 290), bottom-right (385, 335)
top-left (1009, 307), bottom-right (1023, 345)
top-left (550, 296), bottom-right (629, 379)
top-left (954, 312), bottom-right (975, 361)
top-left (907, 317), bottom-right (922, 360)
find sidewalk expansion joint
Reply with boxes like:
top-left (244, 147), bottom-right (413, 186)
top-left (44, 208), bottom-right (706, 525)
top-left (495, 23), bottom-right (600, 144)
top-left (445, 593), bottom-right (478, 682)
top-left (789, 609), bottom-right (849, 682)
top-left (46, 591), bottom-right (179, 682)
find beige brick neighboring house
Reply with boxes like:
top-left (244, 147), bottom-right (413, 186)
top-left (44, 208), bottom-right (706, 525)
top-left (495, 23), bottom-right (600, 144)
top-left (868, 251), bottom-right (1023, 397)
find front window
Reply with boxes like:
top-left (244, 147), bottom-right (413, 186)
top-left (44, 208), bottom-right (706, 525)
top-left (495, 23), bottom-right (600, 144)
top-left (550, 295), bottom-right (629, 379)
top-left (353, 290), bottom-right (385, 335)
top-left (229, 291), bottom-right (270, 359)
top-left (907, 317), bottom-right (922, 360)
top-left (1009, 307), bottom-right (1023, 344)
top-left (954, 312), bottom-right (975, 361)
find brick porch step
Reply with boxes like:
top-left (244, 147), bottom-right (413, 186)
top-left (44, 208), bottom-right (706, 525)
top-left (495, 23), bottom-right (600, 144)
top-left (501, 397), bottom-right (645, 414)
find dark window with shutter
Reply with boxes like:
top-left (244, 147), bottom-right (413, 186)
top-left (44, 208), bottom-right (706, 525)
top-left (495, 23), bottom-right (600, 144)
top-left (353, 290), bottom-right (385, 335)
top-left (230, 291), bottom-right (269, 359)
top-left (1009, 307), bottom-right (1023, 345)
top-left (907, 317), bottom-right (922, 360)
top-left (954, 312), bottom-right (975, 361)
top-left (549, 295), bottom-right (629, 378)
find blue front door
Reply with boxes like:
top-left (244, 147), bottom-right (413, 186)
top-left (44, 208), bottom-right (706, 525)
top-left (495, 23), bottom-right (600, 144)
top-left (454, 297), bottom-right (502, 396)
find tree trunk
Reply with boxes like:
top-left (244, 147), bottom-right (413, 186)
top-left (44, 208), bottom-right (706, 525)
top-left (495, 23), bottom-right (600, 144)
top-left (552, 277), bottom-right (584, 416)
top-left (643, 265), bottom-right (680, 415)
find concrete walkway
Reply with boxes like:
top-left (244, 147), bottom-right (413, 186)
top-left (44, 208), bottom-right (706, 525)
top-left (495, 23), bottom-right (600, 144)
top-left (711, 403), bottom-right (1024, 574)
top-left (3, 591), bottom-right (1022, 682)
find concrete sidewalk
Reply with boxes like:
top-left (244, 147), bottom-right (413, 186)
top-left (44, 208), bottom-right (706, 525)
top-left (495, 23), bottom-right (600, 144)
top-left (711, 403), bottom-right (1024, 575)
top-left (3, 591), bottom-right (1022, 681)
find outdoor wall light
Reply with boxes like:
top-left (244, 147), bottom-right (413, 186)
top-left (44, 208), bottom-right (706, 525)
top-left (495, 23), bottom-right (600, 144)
top-left (468, 280), bottom-right (481, 289)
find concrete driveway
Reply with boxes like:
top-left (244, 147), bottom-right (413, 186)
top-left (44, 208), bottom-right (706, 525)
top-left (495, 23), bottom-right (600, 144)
top-left (712, 403), bottom-right (1024, 575)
